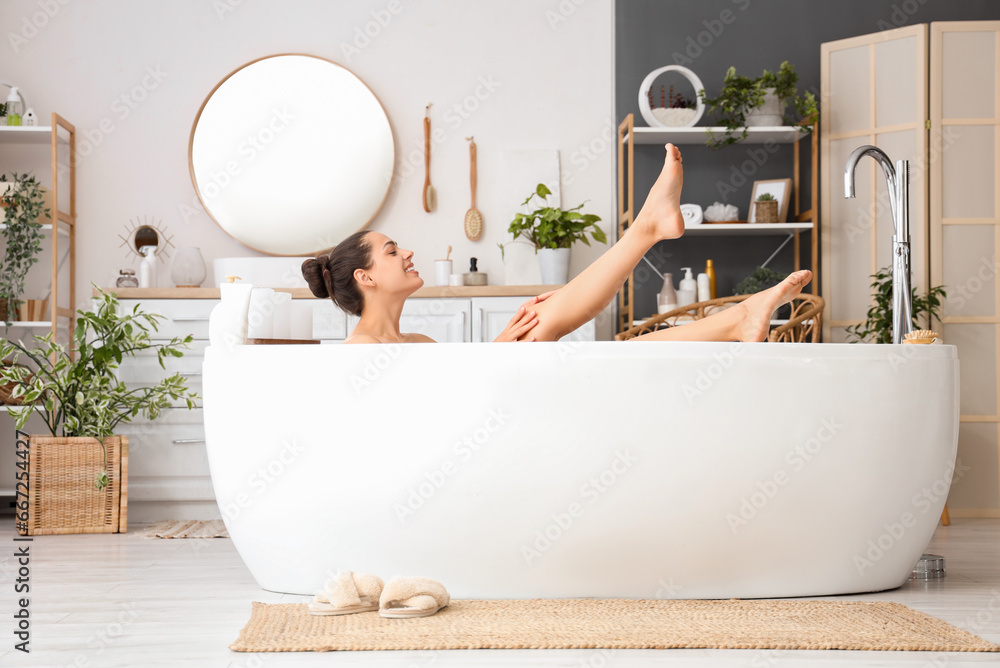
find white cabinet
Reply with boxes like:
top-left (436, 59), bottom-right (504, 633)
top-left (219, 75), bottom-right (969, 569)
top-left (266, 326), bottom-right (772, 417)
top-left (400, 299), bottom-right (471, 342)
top-left (471, 297), bottom-right (595, 342)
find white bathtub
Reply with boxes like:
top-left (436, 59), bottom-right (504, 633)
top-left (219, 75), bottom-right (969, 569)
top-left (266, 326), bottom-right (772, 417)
top-left (202, 340), bottom-right (959, 599)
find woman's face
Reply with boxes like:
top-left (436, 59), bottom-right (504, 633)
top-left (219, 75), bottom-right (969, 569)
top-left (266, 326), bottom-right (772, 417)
top-left (360, 231), bottom-right (423, 295)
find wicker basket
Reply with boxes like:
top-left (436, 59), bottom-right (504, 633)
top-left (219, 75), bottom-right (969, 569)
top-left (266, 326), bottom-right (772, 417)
top-left (1, 361), bottom-right (32, 405)
top-left (754, 200), bottom-right (779, 224)
top-left (17, 436), bottom-right (128, 535)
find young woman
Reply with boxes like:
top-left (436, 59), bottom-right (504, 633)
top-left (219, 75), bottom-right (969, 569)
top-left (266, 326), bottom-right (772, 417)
top-left (302, 144), bottom-right (812, 344)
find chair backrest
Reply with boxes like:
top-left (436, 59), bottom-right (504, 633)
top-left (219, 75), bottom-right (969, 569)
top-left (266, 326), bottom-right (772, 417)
top-left (615, 293), bottom-right (825, 343)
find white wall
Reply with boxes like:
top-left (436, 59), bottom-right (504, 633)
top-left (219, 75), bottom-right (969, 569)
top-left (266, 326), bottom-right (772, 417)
top-left (0, 0), bottom-right (617, 338)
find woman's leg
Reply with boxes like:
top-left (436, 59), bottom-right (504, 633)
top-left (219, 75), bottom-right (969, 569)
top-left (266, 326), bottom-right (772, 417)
top-left (520, 143), bottom-right (812, 342)
top-left (520, 144), bottom-right (686, 341)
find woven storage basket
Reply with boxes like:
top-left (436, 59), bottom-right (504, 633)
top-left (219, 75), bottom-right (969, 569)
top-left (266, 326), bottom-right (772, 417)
top-left (18, 436), bottom-right (128, 535)
top-left (1, 361), bottom-right (32, 406)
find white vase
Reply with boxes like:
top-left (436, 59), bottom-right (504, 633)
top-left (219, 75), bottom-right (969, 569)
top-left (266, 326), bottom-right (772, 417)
top-left (538, 247), bottom-right (571, 285)
top-left (745, 88), bottom-right (786, 127)
top-left (171, 247), bottom-right (207, 287)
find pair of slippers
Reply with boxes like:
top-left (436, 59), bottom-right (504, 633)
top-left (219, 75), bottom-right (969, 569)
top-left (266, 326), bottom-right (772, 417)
top-left (308, 570), bottom-right (450, 618)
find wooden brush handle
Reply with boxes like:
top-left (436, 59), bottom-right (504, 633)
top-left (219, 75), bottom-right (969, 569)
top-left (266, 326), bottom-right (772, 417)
top-left (424, 117), bottom-right (431, 177)
top-left (469, 139), bottom-right (477, 208)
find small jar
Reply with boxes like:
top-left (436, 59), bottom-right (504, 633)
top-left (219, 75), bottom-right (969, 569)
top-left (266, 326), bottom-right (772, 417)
top-left (115, 268), bottom-right (139, 288)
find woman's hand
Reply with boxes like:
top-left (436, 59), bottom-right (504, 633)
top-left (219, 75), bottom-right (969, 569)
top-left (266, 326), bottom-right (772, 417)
top-left (494, 305), bottom-right (540, 342)
top-left (493, 291), bottom-right (558, 342)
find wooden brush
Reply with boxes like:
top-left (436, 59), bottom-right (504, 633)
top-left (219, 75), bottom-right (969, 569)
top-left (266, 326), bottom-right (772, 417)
top-left (464, 137), bottom-right (482, 241)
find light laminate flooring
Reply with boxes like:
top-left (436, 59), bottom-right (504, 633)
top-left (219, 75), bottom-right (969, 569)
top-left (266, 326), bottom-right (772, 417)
top-left (0, 517), bottom-right (998, 667)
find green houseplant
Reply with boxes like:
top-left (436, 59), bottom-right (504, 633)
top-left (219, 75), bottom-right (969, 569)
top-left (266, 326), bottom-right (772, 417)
top-left (845, 266), bottom-right (946, 344)
top-left (0, 287), bottom-right (199, 490)
top-left (0, 172), bottom-right (49, 322)
top-left (501, 183), bottom-right (606, 284)
top-left (699, 61), bottom-right (818, 149)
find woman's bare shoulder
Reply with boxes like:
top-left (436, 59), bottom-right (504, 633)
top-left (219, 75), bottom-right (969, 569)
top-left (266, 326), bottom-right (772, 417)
top-left (343, 334), bottom-right (382, 344)
top-left (403, 333), bottom-right (437, 343)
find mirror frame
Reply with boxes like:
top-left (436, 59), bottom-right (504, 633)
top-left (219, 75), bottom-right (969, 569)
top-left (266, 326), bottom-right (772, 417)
top-left (187, 53), bottom-right (395, 256)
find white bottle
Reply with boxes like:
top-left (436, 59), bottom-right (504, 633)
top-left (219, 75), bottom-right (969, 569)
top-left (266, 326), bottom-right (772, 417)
top-left (697, 271), bottom-right (711, 302)
top-left (677, 267), bottom-right (697, 306)
top-left (138, 245), bottom-right (157, 288)
top-left (657, 272), bottom-right (678, 314)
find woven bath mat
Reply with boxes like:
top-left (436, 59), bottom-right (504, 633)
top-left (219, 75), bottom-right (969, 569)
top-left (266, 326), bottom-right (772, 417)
top-left (135, 520), bottom-right (228, 539)
top-left (229, 599), bottom-right (1000, 652)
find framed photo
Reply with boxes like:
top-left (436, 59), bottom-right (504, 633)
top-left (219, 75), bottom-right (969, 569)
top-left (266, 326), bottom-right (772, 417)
top-left (748, 178), bottom-right (793, 223)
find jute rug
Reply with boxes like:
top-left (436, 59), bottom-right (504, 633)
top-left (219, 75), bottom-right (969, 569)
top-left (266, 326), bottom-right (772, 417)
top-left (135, 519), bottom-right (228, 539)
top-left (229, 599), bottom-right (1000, 652)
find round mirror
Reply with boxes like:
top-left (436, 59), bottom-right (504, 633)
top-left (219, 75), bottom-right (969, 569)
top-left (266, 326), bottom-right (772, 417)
top-left (189, 54), bottom-right (395, 256)
top-left (134, 225), bottom-right (159, 254)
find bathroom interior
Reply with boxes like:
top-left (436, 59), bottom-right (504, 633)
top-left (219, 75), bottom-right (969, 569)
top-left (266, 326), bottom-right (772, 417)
top-left (1, 0), bottom-right (999, 665)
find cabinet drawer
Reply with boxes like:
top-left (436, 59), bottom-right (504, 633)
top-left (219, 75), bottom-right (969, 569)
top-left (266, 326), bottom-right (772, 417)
top-left (117, 340), bottom-right (208, 408)
top-left (115, 407), bottom-right (209, 479)
top-left (116, 299), bottom-right (215, 340)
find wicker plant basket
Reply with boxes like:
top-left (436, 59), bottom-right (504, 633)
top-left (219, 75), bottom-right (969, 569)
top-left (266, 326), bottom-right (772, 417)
top-left (17, 435), bottom-right (128, 535)
top-left (754, 200), bottom-right (779, 224)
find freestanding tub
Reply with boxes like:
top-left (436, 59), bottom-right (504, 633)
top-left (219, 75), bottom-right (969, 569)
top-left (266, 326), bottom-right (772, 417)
top-left (202, 340), bottom-right (959, 599)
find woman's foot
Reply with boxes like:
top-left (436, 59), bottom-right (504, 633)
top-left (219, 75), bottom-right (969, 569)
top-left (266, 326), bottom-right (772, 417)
top-left (634, 143), bottom-right (685, 241)
top-left (736, 270), bottom-right (813, 342)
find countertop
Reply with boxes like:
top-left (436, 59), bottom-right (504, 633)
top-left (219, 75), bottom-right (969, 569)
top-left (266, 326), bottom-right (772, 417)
top-left (95, 285), bottom-right (562, 299)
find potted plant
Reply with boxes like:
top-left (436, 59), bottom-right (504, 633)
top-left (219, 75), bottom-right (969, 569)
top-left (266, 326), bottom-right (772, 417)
top-left (845, 267), bottom-right (946, 343)
top-left (0, 172), bottom-right (48, 322)
top-left (734, 266), bottom-right (791, 319)
top-left (754, 193), bottom-right (778, 224)
top-left (0, 287), bottom-right (199, 533)
top-left (502, 183), bottom-right (606, 285)
top-left (699, 61), bottom-right (818, 149)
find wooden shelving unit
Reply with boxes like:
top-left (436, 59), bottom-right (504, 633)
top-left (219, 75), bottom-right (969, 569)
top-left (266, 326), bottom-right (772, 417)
top-left (615, 115), bottom-right (819, 334)
top-left (0, 114), bottom-right (76, 342)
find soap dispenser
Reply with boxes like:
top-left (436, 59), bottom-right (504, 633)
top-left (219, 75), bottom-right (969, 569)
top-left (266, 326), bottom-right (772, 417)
top-left (464, 257), bottom-right (488, 286)
top-left (677, 267), bottom-right (697, 307)
top-left (5, 87), bottom-right (22, 126)
top-left (657, 272), bottom-right (678, 314)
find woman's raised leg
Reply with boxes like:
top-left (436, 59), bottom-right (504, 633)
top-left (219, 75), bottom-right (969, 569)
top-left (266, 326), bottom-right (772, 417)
top-left (520, 143), bottom-right (686, 341)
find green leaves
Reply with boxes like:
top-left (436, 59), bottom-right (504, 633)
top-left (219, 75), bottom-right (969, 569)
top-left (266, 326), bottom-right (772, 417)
top-left (505, 183), bottom-right (606, 253)
top-left (699, 61), bottom-right (815, 149)
top-left (0, 172), bottom-right (49, 320)
top-left (844, 267), bottom-right (947, 343)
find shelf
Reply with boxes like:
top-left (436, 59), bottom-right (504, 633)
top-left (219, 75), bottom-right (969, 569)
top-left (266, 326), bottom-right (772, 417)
top-left (683, 222), bottom-right (813, 236)
top-left (0, 126), bottom-right (69, 144)
top-left (0, 489), bottom-right (15, 497)
top-left (1, 321), bottom-right (53, 328)
top-left (625, 125), bottom-right (809, 145)
top-left (0, 223), bottom-right (70, 236)
top-left (632, 318), bottom-right (813, 327)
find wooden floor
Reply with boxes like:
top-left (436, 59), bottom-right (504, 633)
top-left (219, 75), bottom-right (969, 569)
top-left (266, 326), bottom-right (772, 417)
top-left (1, 518), bottom-right (998, 667)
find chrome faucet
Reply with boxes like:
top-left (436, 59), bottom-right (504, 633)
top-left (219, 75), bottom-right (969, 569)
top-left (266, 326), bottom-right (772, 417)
top-left (844, 145), bottom-right (913, 344)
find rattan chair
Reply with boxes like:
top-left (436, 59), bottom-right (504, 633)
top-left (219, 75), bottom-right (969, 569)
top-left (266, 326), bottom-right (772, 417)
top-left (615, 293), bottom-right (825, 342)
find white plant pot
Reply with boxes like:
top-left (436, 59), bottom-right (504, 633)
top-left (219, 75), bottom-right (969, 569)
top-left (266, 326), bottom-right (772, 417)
top-left (745, 88), bottom-right (786, 127)
top-left (538, 247), bottom-right (571, 285)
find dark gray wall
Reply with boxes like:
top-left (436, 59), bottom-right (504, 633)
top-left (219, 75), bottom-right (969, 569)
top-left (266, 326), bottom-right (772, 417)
top-left (616, 0), bottom-right (1000, 319)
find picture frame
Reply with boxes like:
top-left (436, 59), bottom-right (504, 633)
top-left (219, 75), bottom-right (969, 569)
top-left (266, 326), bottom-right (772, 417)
top-left (748, 178), bottom-right (793, 223)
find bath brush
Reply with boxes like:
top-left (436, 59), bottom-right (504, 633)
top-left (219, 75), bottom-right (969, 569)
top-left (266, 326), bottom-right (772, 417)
top-left (464, 136), bottom-right (483, 241)
top-left (422, 104), bottom-right (436, 212)
top-left (903, 329), bottom-right (940, 344)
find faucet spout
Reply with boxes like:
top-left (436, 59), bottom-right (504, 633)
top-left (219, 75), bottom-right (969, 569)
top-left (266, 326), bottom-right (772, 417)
top-left (843, 145), bottom-right (913, 344)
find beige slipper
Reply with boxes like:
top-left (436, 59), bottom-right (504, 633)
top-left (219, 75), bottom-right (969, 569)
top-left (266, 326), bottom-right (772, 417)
top-left (308, 570), bottom-right (384, 616)
top-left (379, 576), bottom-right (450, 618)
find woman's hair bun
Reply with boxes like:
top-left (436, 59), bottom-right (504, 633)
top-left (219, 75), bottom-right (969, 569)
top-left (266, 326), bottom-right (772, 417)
top-left (301, 256), bottom-right (330, 299)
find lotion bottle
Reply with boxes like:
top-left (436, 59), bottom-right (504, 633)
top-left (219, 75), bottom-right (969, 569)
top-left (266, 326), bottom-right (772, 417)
top-left (138, 245), bottom-right (157, 288)
top-left (705, 259), bottom-right (717, 299)
top-left (697, 271), bottom-right (711, 302)
top-left (657, 272), bottom-right (677, 314)
top-left (677, 267), bottom-right (697, 306)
